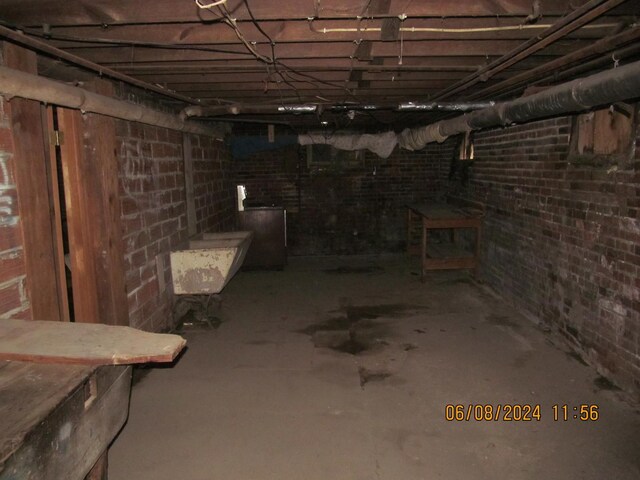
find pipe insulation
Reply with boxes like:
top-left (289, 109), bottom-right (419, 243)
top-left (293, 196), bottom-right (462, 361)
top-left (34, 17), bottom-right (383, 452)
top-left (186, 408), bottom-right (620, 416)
top-left (399, 59), bottom-right (640, 151)
top-left (0, 66), bottom-right (224, 137)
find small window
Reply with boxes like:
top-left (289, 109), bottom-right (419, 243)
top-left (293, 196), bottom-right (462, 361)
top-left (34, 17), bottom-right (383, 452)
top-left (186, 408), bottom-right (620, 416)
top-left (306, 144), bottom-right (364, 172)
top-left (570, 103), bottom-right (635, 161)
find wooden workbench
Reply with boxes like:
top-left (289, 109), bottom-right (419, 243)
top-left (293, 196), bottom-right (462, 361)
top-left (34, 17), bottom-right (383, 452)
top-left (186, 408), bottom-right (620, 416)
top-left (0, 361), bottom-right (131, 480)
top-left (406, 203), bottom-right (483, 281)
top-left (0, 319), bottom-right (185, 480)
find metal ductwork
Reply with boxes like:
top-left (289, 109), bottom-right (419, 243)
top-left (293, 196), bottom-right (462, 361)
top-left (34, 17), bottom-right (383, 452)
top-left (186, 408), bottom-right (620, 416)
top-left (0, 66), bottom-right (225, 137)
top-left (181, 101), bottom-right (496, 119)
top-left (399, 60), bottom-right (640, 151)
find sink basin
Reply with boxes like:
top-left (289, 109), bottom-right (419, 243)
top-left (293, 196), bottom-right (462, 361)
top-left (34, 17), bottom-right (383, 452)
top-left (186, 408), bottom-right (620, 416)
top-left (170, 231), bottom-right (253, 295)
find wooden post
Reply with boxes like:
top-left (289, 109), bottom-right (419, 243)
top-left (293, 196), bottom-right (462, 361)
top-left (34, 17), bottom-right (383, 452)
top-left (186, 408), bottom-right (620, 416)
top-left (474, 223), bottom-right (482, 278)
top-left (56, 81), bottom-right (128, 326)
top-left (406, 208), bottom-right (411, 255)
top-left (183, 133), bottom-right (197, 236)
top-left (3, 42), bottom-right (64, 321)
top-left (421, 219), bottom-right (427, 283)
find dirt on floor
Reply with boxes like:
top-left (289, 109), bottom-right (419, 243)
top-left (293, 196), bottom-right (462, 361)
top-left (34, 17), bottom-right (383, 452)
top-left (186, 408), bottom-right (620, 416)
top-left (110, 254), bottom-right (640, 480)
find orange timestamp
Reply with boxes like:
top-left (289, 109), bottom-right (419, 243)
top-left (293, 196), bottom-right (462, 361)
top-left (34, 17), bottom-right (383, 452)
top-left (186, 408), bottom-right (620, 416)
top-left (444, 404), bottom-right (600, 422)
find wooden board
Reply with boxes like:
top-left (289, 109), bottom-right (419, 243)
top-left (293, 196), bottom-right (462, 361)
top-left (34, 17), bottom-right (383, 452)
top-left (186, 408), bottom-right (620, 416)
top-left (57, 98), bottom-right (128, 326)
top-left (0, 320), bottom-right (185, 365)
top-left (183, 133), bottom-right (197, 237)
top-left (2, 42), bottom-right (63, 322)
top-left (407, 202), bottom-right (482, 220)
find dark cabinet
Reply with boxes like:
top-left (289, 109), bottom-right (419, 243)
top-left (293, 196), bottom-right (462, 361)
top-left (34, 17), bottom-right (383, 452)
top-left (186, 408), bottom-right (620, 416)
top-left (237, 207), bottom-right (287, 269)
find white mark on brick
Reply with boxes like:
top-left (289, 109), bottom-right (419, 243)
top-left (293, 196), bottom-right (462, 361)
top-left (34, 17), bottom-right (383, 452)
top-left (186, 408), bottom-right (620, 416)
top-left (59, 422), bottom-right (72, 442)
top-left (0, 152), bottom-right (11, 185)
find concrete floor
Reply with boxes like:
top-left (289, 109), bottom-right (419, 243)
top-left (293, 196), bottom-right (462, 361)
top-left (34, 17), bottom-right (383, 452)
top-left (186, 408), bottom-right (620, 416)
top-left (110, 255), bottom-right (640, 480)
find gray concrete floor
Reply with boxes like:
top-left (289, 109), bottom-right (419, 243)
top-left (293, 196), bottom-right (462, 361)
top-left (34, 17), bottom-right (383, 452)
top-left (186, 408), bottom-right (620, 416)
top-left (110, 255), bottom-right (640, 480)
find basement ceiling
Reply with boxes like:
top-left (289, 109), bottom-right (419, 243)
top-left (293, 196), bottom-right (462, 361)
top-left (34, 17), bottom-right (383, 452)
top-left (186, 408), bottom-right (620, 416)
top-left (0, 0), bottom-right (639, 130)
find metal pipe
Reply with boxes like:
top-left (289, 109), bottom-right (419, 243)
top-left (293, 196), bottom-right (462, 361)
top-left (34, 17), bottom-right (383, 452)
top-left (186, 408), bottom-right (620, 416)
top-left (469, 25), bottom-right (640, 100)
top-left (182, 101), bottom-right (495, 118)
top-left (399, 60), bottom-right (640, 150)
top-left (0, 25), bottom-right (205, 105)
top-left (431, 0), bottom-right (627, 101)
top-left (396, 101), bottom-right (495, 111)
top-left (0, 66), bottom-right (222, 136)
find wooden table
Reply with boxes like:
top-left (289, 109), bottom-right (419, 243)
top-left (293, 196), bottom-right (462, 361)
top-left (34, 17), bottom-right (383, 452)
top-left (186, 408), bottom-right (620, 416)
top-left (406, 203), bottom-right (483, 281)
top-left (0, 362), bottom-right (132, 480)
top-left (0, 320), bottom-right (184, 480)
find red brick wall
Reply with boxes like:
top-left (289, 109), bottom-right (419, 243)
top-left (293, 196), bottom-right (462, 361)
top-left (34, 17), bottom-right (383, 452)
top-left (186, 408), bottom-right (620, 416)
top-left (190, 135), bottom-right (235, 233)
top-left (440, 116), bottom-right (640, 395)
top-left (117, 122), bottom-right (234, 331)
top-left (233, 143), bottom-right (454, 255)
top-left (0, 99), bottom-right (30, 319)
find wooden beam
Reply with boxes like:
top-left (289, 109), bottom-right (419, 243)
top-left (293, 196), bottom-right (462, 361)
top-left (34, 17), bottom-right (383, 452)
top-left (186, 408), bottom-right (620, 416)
top-left (182, 134), bottom-right (197, 237)
top-left (56, 82), bottom-right (128, 326)
top-left (2, 42), bottom-right (63, 322)
top-left (0, 0), bottom-right (615, 26)
top-left (42, 17), bottom-right (616, 46)
top-left (57, 108), bottom-right (101, 324)
top-left (60, 39), bottom-right (582, 63)
top-left (43, 106), bottom-right (71, 323)
top-left (110, 56), bottom-right (497, 72)
top-left (82, 80), bottom-right (128, 327)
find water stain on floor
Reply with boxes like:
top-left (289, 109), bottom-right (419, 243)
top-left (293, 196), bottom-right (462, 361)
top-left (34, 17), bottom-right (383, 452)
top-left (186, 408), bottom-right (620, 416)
top-left (358, 366), bottom-right (392, 388)
top-left (566, 351), bottom-right (589, 366)
top-left (485, 314), bottom-right (520, 329)
top-left (299, 303), bottom-right (428, 355)
top-left (594, 375), bottom-right (621, 391)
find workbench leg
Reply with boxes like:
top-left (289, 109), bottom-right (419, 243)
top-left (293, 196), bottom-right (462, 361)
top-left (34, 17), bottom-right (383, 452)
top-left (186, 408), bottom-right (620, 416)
top-left (85, 451), bottom-right (108, 480)
top-left (452, 228), bottom-right (459, 246)
top-left (473, 225), bottom-right (482, 278)
top-left (421, 222), bottom-right (427, 283)
top-left (406, 208), bottom-right (412, 255)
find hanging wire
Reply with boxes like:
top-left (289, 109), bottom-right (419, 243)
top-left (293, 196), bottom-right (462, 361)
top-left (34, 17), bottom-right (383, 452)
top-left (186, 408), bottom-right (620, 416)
top-left (195, 0), bottom-right (228, 9)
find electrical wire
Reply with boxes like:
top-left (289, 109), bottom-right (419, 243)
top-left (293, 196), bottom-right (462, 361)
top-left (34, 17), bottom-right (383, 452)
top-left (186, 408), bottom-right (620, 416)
top-left (308, 20), bottom-right (618, 34)
top-left (195, 0), bottom-right (227, 8)
top-left (22, 29), bottom-right (258, 57)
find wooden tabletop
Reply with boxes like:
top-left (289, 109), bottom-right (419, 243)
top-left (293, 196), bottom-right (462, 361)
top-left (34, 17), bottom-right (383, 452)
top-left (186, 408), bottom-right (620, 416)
top-left (407, 203), bottom-right (482, 220)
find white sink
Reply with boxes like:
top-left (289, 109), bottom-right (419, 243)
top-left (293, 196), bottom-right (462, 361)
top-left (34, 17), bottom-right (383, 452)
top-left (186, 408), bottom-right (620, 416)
top-left (170, 231), bottom-right (253, 295)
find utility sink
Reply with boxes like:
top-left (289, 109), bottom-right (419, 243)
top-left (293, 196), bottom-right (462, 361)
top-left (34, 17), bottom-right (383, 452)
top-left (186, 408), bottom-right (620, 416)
top-left (170, 231), bottom-right (253, 295)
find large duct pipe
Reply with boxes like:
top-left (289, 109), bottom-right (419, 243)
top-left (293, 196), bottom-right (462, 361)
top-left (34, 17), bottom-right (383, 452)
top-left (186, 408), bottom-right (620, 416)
top-left (182, 101), bottom-right (495, 118)
top-left (399, 60), bottom-right (640, 150)
top-left (0, 66), bottom-right (224, 137)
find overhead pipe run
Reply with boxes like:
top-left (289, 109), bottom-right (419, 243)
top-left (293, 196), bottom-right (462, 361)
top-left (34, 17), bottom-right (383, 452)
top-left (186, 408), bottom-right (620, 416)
top-left (0, 66), bottom-right (225, 137)
top-left (181, 101), bottom-right (495, 118)
top-left (399, 59), bottom-right (640, 150)
top-left (0, 24), bottom-right (205, 106)
top-left (431, 0), bottom-right (628, 101)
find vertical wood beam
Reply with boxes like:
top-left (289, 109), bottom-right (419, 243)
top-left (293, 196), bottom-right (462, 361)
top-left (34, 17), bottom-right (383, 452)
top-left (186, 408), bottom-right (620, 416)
top-left (83, 80), bottom-right (129, 326)
top-left (183, 133), bottom-right (197, 236)
top-left (3, 42), bottom-right (63, 321)
top-left (57, 79), bottom-right (128, 326)
top-left (43, 107), bottom-right (71, 322)
top-left (57, 108), bottom-right (100, 323)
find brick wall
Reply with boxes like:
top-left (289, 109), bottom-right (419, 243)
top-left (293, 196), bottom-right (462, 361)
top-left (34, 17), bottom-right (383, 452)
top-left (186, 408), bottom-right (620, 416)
top-left (117, 122), bottom-right (234, 331)
top-left (191, 135), bottom-right (235, 233)
top-left (233, 142), bottom-right (454, 255)
top-left (439, 116), bottom-right (640, 395)
top-left (0, 98), bottom-right (30, 319)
